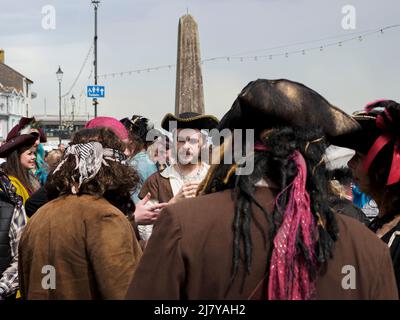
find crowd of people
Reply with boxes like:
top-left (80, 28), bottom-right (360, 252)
top-left (0, 78), bottom-right (399, 300)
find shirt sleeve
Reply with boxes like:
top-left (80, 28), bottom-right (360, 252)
top-left (0, 206), bottom-right (27, 297)
top-left (24, 187), bottom-right (48, 218)
top-left (126, 207), bottom-right (185, 299)
top-left (85, 212), bottom-right (142, 300)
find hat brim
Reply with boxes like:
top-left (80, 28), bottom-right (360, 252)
top-left (161, 113), bottom-right (219, 131)
top-left (0, 132), bottom-right (39, 158)
top-left (218, 79), bottom-right (360, 141)
top-left (331, 115), bottom-right (379, 154)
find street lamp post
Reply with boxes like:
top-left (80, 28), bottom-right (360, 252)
top-left (92, 0), bottom-right (100, 117)
top-left (70, 94), bottom-right (75, 133)
top-left (56, 66), bottom-right (63, 145)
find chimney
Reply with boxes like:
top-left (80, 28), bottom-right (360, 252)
top-left (0, 49), bottom-right (4, 64)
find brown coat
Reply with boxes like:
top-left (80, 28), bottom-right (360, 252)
top-left (139, 171), bottom-right (173, 203)
top-left (126, 188), bottom-right (398, 300)
top-left (19, 194), bottom-right (142, 300)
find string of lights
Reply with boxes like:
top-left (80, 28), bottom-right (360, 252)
top-left (61, 44), bottom-right (94, 98)
top-left (95, 24), bottom-right (399, 80)
top-left (76, 65), bottom-right (94, 116)
top-left (60, 64), bottom-right (94, 118)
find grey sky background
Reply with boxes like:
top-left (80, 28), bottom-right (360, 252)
top-left (1, 0), bottom-right (399, 127)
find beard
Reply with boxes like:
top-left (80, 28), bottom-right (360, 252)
top-left (177, 148), bottom-right (199, 165)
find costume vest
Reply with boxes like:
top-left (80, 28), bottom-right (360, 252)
top-left (0, 191), bottom-right (14, 275)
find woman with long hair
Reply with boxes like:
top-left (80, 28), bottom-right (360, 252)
top-left (18, 127), bottom-right (142, 299)
top-left (127, 79), bottom-right (398, 299)
top-left (0, 130), bottom-right (40, 204)
top-left (8, 117), bottom-right (48, 187)
top-left (120, 115), bottom-right (158, 204)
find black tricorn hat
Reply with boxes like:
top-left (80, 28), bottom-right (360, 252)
top-left (218, 79), bottom-right (360, 140)
top-left (161, 112), bottom-right (219, 132)
top-left (332, 100), bottom-right (400, 154)
top-left (120, 115), bottom-right (154, 143)
top-left (331, 113), bottom-right (378, 154)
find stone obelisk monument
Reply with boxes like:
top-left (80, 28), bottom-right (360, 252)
top-left (175, 14), bottom-right (205, 115)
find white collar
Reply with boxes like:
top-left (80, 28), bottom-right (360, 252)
top-left (160, 163), bottom-right (209, 179)
top-left (160, 163), bottom-right (210, 197)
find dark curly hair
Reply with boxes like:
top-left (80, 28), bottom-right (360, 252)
top-left (200, 126), bottom-right (339, 292)
top-left (46, 127), bottom-right (140, 215)
top-left (121, 115), bottom-right (153, 156)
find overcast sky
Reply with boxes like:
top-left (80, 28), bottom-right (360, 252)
top-left (1, 0), bottom-right (399, 127)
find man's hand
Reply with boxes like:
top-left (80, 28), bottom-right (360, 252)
top-left (168, 182), bottom-right (200, 204)
top-left (133, 193), bottom-right (168, 225)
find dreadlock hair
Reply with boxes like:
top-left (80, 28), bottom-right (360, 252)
top-left (200, 126), bottom-right (339, 286)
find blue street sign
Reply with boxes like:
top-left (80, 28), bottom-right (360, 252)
top-left (87, 85), bottom-right (105, 98)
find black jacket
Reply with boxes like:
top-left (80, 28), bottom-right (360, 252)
top-left (25, 186), bottom-right (48, 218)
top-left (0, 192), bottom-right (14, 275)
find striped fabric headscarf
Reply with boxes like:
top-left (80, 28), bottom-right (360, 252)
top-left (53, 142), bottom-right (127, 194)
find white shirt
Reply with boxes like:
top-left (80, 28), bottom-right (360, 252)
top-left (138, 162), bottom-right (210, 241)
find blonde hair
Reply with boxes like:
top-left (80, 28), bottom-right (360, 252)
top-left (329, 180), bottom-right (352, 200)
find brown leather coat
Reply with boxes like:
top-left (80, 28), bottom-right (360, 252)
top-left (127, 188), bottom-right (398, 300)
top-left (19, 194), bottom-right (142, 299)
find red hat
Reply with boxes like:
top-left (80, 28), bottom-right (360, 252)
top-left (7, 117), bottom-right (47, 143)
top-left (85, 117), bottom-right (129, 141)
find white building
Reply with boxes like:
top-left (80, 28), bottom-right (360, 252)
top-left (0, 49), bottom-right (35, 141)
